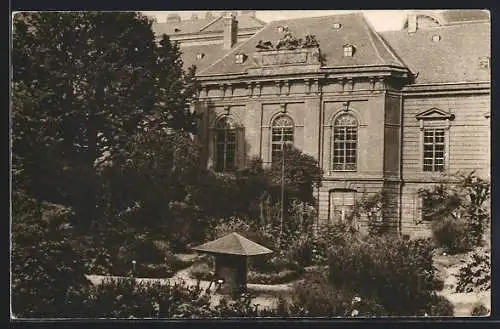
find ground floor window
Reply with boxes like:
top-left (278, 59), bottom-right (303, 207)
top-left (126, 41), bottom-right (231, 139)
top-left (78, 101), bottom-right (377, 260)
top-left (329, 189), bottom-right (356, 222)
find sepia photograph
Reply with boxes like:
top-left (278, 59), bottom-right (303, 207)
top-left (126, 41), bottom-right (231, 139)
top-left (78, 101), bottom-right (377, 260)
top-left (10, 9), bottom-right (491, 319)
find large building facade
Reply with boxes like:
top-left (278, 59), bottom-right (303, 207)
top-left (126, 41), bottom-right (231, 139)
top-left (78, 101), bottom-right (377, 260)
top-left (153, 10), bottom-right (490, 237)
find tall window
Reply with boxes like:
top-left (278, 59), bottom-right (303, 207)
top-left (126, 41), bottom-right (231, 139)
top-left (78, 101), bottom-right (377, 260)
top-left (423, 128), bottom-right (445, 172)
top-left (215, 116), bottom-right (237, 172)
top-left (332, 114), bottom-right (358, 171)
top-left (271, 115), bottom-right (294, 162)
top-left (330, 189), bottom-right (356, 222)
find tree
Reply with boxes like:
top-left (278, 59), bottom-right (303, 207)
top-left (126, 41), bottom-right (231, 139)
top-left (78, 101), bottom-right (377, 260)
top-left (12, 12), bottom-right (199, 231)
top-left (266, 145), bottom-right (323, 206)
top-left (418, 171), bottom-right (490, 247)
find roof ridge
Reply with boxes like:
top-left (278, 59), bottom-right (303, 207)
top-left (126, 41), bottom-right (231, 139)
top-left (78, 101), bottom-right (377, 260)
top-left (382, 19), bottom-right (490, 34)
top-left (359, 15), bottom-right (386, 65)
top-left (199, 24), bottom-right (266, 75)
top-left (269, 12), bottom-right (361, 24)
top-left (199, 15), bottom-right (223, 32)
top-left (360, 14), bottom-right (407, 67)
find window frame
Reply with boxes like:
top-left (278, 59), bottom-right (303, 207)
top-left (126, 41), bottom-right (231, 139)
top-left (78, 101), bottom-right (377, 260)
top-left (331, 113), bottom-right (358, 172)
top-left (214, 116), bottom-right (237, 172)
top-left (416, 108), bottom-right (453, 174)
top-left (271, 114), bottom-right (295, 164)
top-left (422, 128), bottom-right (445, 172)
top-left (329, 189), bottom-right (357, 223)
top-left (343, 44), bottom-right (355, 57)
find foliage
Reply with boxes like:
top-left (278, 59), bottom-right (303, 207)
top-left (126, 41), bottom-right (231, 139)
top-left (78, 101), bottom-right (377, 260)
top-left (455, 250), bottom-right (491, 293)
top-left (277, 271), bottom-right (387, 317)
top-left (86, 278), bottom-right (213, 318)
top-left (425, 295), bottom-right (454, 316)
top-left (471, 304), bottom-right (490, 316)
top-left (247, 269), bottom-right (304, 285)
top-left (419, 172), bottom-right (490, 248)
top-left (266, 145), bottom-right (323, 205)
top-left (12, 12), bottom-right (199, 233)
top-left (355, 191), bottom-right (389, 235)
top-left (11, 191), bottom-right (92, 318)
top-left (327, 236), bottom-right (445, 316)
top-left (309, 222), bottom-right (359, 265)
top-left (431, 217), bottom-right (474, 254)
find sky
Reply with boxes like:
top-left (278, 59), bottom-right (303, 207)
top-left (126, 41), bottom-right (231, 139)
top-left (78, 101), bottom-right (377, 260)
top-left (141, 10), bottom-right (427, 31)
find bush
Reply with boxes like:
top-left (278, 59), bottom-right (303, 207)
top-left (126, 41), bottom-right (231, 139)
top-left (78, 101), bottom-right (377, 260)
top-left (310, 222), bottom-right (359, 265)
top-left (11, 194), bottom-right (92, 318)
top-left (86, 278), bottom-right (213, 318)
top-left (471, 303), bottom-right (490, 316)
top-left (247, 268), bottom-right (304, 285)
top-left (327, 236), bottom-right (444, 316)
top-left (278, 271), bottom-right (386, 317)
top-left (426, 295), bottom-right (454, 316)
top-left (455, 250), bottom-right (491, 293)
top-left (431, 217), bottom-right (474, 254)
top-left (86, 278), bottom-right (282, 318)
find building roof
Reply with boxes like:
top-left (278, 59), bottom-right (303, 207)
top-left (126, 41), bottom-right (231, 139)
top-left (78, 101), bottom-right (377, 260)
top-left (439, 9), bottom-right (490, 24)
top-left (179, 42), bottom-right (243, 72)
top-left (153, 14), bottom-right (265, 36)
top-left (200, 13), bottom-right (406, 76)
top-left (192, 232), bottom-right (273, 256)
top-left (381, 21), bottom-right (490, 84)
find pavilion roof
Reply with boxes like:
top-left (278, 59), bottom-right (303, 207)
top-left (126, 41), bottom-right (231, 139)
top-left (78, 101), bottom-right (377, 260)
top-left (192, 232), bottom-right (273, 256)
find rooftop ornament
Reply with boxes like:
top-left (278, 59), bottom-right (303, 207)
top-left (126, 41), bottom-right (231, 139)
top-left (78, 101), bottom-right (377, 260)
top-left (256, 28), bottom-right (319, 51)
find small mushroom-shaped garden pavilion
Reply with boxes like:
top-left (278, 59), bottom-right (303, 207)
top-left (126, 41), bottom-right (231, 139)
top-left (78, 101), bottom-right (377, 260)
top-left (192, 232), bottom-right (273, 295)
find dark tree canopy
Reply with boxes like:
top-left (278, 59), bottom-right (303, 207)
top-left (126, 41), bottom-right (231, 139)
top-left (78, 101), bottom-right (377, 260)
top-left (12, 12), bottom-right (199, 229)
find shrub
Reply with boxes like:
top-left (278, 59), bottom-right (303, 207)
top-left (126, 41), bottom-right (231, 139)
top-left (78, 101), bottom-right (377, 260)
top-left (86, 278), bottom-right (213, 318)
top-left (455, 250), bottom-right (491, 293)
top-left (311, 222), bottom-right (359, 265)
top-left (247, 268), bottom-right (304, 285)
top-left (327, 236), bottom-right (444, 316)
top-left (419, 172), bottom-right (490, 249)
top-left (11, 194), bottom-right (92, 318)
top-left (278, 271), bottom-right (386, 317)
top-left (431, 217), bottom-right (474, 254)
top-left (426, 295), bottom-right (454, 316)
top-left (471, 303), bottom-right (490, 316)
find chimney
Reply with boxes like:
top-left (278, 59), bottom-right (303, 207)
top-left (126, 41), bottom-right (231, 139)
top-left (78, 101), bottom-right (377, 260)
top-left (407, 13), bottom-right (417, 33)
top-left (223, 13), bottom-right (238, 50)
top-left (167, 13), bottom-right (181, 23)
top-left (241, 10), bottom-right (256, 18)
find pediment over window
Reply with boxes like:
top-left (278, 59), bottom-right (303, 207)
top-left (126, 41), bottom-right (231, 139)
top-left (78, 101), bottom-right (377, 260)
top-left (415, 107), bottom-right (455, 121)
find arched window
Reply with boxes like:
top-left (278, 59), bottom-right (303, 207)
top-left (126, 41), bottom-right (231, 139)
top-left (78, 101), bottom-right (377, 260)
top-left (271, 115), bottom-right (294, 162)
top-left (215, 116), bottom-right (237, 172)
top-left (332, 113), bottom-right (358, 171)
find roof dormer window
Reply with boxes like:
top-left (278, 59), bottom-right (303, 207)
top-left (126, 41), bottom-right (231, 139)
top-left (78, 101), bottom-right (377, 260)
top-left (196, 52), bottom-right (205, 60)
top-left (431, 34), bottom-right (441, 42)
top-left (332, 23), bottom-right (342, 29)
top-left (343, 44), bottom-right (355, 57)
top-left (235, 53), bottom-right (246, 64)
